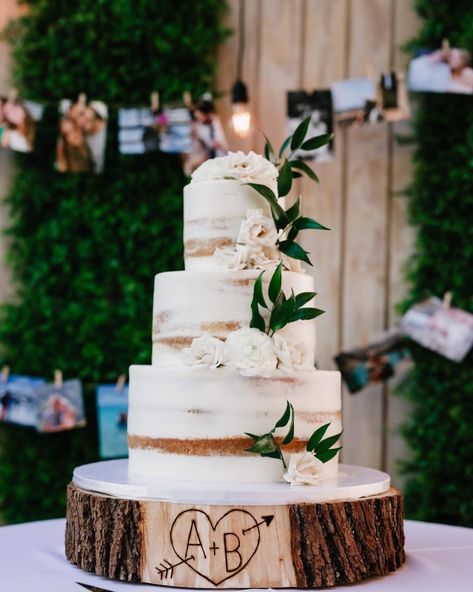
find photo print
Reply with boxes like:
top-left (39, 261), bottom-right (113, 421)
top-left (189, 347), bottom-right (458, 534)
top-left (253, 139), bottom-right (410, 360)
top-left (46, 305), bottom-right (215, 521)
top-left (0, 95), bottom-right (44, 153)
top-left (335, 331), bottom-right (411, 394)
top-left (56, 97), bottom-right (108, 173)
top-left (408, 47), bottom-right (473, 95)
top-left (183, 94), bottom-right (229, 176)
top-left (158, 106), bottom-right (193, 154)
top-left (331, 75), bottom-right (409, 126)
top-left (0, 375), bottom-right (46, 427)
top-left (96, 382), bottom-right (129, 459)
top-left (287, 90), bottom-right (334, 162)
top-left (37, 379), bottom-right (86, 433)
top-left (118, 107), bottom-right (157, 155)
top-left (401, 297), bottom-right (473, 362)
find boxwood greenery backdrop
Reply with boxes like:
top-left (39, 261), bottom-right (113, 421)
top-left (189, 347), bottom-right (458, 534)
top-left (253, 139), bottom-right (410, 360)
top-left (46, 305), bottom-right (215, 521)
top-left (400, 0), bottom-right (473, 527)
top-left (0, 0), bottom-right (228, 524)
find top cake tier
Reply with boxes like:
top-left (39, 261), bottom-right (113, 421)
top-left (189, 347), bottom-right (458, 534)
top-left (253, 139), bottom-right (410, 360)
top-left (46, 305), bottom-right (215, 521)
top-left (183, 180), bottom-right (283, 271)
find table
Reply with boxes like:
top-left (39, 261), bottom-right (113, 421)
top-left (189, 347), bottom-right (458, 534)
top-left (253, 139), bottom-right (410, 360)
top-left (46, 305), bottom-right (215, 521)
top-left (0, 518), bottom-right (472, 591)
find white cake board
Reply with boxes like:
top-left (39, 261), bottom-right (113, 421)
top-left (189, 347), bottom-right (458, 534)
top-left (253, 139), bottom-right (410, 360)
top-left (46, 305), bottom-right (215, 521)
top-left (73, 459), bottom-right (390, 505)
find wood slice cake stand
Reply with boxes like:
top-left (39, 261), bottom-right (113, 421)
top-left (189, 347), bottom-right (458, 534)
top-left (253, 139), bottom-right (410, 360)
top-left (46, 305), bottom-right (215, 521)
top-left (66, 460), bottom-right (405, 588)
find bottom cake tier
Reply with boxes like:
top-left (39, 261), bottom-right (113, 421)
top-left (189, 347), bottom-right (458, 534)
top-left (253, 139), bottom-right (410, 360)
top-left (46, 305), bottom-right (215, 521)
top-left (128, 365), bottom-right (342, 483)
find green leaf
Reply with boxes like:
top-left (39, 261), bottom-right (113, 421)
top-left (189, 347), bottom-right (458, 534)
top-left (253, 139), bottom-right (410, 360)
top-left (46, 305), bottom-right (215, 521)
top-left (315, 447), bottom-right (342, 463)
top-left (268, 262), bottom-right (282, 304)
top-left (293, 216), bottom-right (329, 231)
top-left (247, 183), bottom-right (277, 203)
top-left (274, 400), bottom-right (292, 430)
top-left (300, 133), bottom-right (334, 152)
top-left (306, 423), bottom-right (330, 452)
top-left (253, 272), bottom-right (267, 309)
top-left (261, 450), bottom-right (282, 459)
top-left (295, 292), bottom-right (315, 307)
top-left (270, 290), bottom-right (296, 333)
top-left (277, 159), bottom-right (293, 197)
top-left (250, 301), bottom-right (266, 332)
top-left (282, 409), bottom-right (295, 445)
top-left (245, 433), bottom-right (259, 441)
top-left (245, 433), bottom-right (278, 455)
top-left (313, 432), bottom-right (343, 453)
top-left (278, 135), bottom-right (292, 158)
top-left (290, 159), bottom-right (320, 183)
top-left (292, 171), bottom-right (303, 178)
top-left (287, 225), bottom-right (299, 242)
top-left (278, 240), bottom-right (312, 266)
top-left (270, 200), bottom-right (290, 231)
top-left (290, 307), bottom-right (324, 322)
top-left (290, 116), bottom-right (311, 150)
top-left (285, 197), bottom-right (300, 223)
top-left (264, 134), bottom-right (276, 162)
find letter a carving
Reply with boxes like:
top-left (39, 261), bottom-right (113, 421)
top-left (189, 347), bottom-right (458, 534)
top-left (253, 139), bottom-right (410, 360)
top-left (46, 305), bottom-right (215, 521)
top-left (185, 519), bottom-right (207, 559)
top-left (223, 532), bottom-right (242, 572)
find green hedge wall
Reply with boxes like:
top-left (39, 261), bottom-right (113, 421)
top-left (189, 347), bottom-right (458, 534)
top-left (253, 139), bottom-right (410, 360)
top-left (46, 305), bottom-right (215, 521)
top-left (0, 0), bottom-right (228, 524)
top-left (400, 1), bottom-right (473, 526)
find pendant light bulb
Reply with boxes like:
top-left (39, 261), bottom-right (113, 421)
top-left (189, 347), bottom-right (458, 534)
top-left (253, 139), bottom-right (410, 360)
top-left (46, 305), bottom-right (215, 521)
top-left (231, 79), bottom-right (251, 138)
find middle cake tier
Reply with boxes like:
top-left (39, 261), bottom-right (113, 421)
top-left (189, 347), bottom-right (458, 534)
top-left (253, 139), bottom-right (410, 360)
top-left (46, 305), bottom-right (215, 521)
top-left (152, 270), bottom-right (316, 366)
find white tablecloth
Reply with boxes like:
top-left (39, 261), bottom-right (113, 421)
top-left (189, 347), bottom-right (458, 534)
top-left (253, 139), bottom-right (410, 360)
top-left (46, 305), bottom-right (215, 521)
top-left (0, 518), bottom-right (472, 591)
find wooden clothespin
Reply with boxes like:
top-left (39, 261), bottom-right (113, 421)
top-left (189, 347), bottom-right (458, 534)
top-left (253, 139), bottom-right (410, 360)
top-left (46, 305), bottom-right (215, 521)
top-left (1, 365), bottom-right (10, 382)
top-left (115, 374), bottom-right (126, 393)
top-left (77, 93), bottom-right (87, 107)
top-left (442, 291), bottom-right (452, 309)
top-left (8, 88), bottom-right (18, 103)
top-left (151, 91), bottom-right (159, 112)
top-left (183, 90), bottom-right (193, 109)
top-left (442, 38), bottom-right (450, 51)
top-left (54, 369), bottom-right (63, 388)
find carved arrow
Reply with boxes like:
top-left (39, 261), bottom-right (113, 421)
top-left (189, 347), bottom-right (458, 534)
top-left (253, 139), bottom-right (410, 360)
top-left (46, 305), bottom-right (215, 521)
top-left (242, 514), bottom-right (275, 535)
top-left (155, 555), bottom-right (195, 579)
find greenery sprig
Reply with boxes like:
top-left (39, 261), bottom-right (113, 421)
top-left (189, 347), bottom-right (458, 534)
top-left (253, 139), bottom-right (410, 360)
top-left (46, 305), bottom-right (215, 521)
top-left (248, 116), bottom-right (332, 266)
top-left (250, 262), bottom-right (324, 335)
top-left (245, 400), bottom-right (342, 468)
top-left (245, 401), bottom-right (295, 469)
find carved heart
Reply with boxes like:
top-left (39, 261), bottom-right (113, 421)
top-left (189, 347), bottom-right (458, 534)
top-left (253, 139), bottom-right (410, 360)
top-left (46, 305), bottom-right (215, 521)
top-left (170, 508), bottom-right (261, 586)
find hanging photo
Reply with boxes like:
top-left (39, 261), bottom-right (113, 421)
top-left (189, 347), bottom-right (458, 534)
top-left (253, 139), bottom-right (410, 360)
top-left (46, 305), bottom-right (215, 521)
top-left (96, 383), bottom-right (128, 459)
top-left (0, 96), bottom-right (44, 153)
top-left (334, 331), bottom-right (411, 394)
top-left (37, 379), bottom-right (86, 432)
top-left (331, 77), bottom-right (376, 126)
top-left (377, 71), bottom-right (410, 122)
top-left (408, 47), bottom-right (473, 95)
top-left (118, 107), bottom-right (160, 155)
top-left (183, 94), bottom-right (229, 176)
top-left (158, 106), bottom-right (193, 154)
top-left (56, 98), bottom-right (108, 173)
top-left (286, 90), bottom-right (334, 162)
top-left (0, 375), bottom-right (46, 427)
top-left (401, 297), bottom-right (473, 362)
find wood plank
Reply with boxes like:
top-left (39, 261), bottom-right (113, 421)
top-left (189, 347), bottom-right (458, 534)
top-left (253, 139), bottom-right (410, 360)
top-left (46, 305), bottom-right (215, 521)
top-left (341, 0), bottom-right (393, 469)
top-left (299, 0), bottom-right (347, 370)
top-left (385, 0), bottom-right (419, 486)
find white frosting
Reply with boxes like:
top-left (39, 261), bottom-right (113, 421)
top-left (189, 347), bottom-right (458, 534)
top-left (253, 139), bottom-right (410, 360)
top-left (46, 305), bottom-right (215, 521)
top-left (128, 365), bottom-right (342, 483)
top-left (152, 270), bottom-right (316, 366)
top-left (183, 180), bottom-right (283, 271)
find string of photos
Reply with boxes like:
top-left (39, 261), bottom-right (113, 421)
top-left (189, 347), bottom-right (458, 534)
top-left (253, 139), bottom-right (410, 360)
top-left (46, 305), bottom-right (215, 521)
top-left (1, 38), bottom-right (470, 175)
top-left (334, 293), bottom-right (473, 394)
top-left (0, 366), bottom-right (129, 459)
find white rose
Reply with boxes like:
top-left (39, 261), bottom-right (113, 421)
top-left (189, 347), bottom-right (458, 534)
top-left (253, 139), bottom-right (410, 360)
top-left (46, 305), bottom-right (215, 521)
top-left (272, 334), bottom-right (313, 372)
top-left (248, 246), bottom-right (281, 270)
top-left (214, 244), bottom-right (249, 270)
top-left (191, 151), bottom-right (278, 188)
top-left (283, 451), bottom-right (325, 486)
top-left (237, 209), bottom-right (278, 248)
top-left (183, 335), bottom-right (225, 369)
top-left (224, 327), bottom-right (277, 378)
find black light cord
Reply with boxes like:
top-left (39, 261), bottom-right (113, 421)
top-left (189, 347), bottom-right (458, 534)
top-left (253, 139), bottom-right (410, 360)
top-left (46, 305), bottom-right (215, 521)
top-left (236, 0), bottom-right (245, 80)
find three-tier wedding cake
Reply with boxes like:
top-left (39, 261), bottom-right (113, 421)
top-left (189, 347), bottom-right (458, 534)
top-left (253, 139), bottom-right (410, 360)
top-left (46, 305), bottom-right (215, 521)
top-left (66, 137), bottom-right (405, 589)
